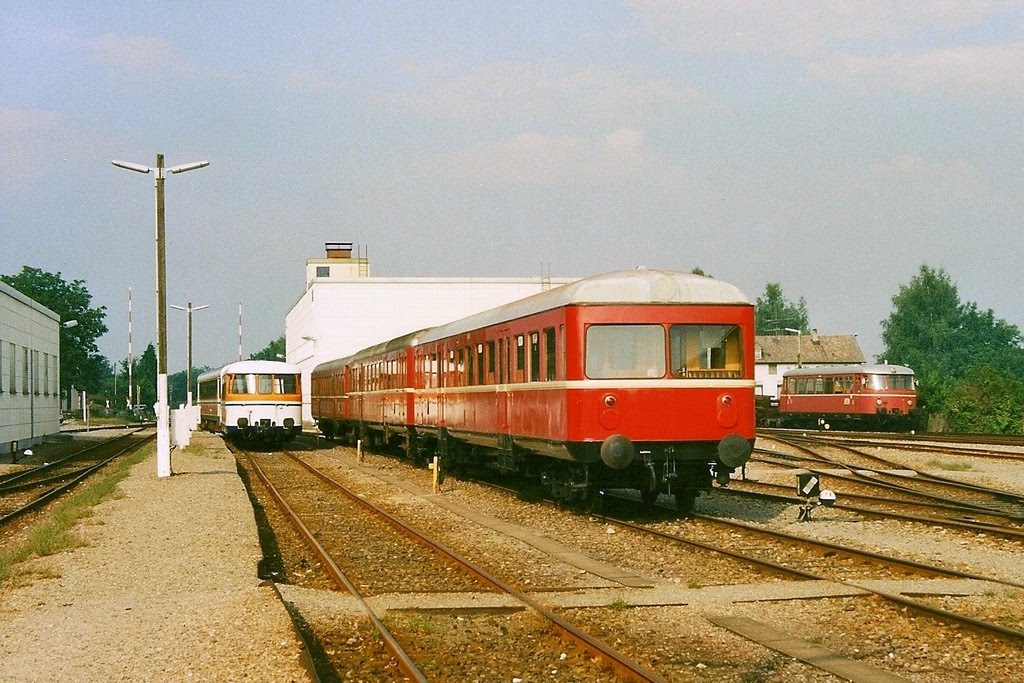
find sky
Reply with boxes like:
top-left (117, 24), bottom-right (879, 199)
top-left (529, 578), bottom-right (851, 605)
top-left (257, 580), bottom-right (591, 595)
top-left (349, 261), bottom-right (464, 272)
top-left (3, 1), bottom-right (1024, 371)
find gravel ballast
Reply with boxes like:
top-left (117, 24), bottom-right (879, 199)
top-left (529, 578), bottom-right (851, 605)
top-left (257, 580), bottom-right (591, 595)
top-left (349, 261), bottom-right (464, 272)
top-left (0, 431), bottom-right (312, 682)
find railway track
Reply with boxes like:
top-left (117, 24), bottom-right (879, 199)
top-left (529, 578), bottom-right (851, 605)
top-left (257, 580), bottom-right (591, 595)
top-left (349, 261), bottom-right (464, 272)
top-left (236, 444), bottom-right (668, 682)
top-left (756, 433), bottom-right (1024, 522)
top-left (0, 430), bottom-right (153, 528)
top-left (290, 437), bottom-right (1024, 678)
top-left (760, 427), bottom-right (1024, 451)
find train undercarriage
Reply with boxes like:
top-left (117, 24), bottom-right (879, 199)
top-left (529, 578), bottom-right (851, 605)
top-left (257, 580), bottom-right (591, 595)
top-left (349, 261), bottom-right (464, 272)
top-left (317, 418), bottom-right (750, 514)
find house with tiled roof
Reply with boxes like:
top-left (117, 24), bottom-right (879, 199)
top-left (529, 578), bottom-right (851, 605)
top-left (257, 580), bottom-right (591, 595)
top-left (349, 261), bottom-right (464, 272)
top-left (755, 330), bottom-right (865, 399)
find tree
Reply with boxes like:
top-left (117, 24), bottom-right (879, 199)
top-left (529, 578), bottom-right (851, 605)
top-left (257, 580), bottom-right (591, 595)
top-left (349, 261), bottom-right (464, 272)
top-left (755, 282), bottom-right (810, 335)
top-left (168, 365), bottom-right (212, 406)
top-left (134, 344), bottom-right (157, 414)
top-left (944, 366), bottom-right (1024, 434)
top-left (881, 264), bottom-right (1024, 419)
top-left (1, 267), bottom-right (109, 396)
top-left (250, 336), bottom-right (286, 361)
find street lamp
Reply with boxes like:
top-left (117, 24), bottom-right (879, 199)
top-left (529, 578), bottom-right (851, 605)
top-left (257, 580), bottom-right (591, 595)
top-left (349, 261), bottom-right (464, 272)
top-left (113, 154), bottom-right (208, 478)
top-left (170, 302), bottom-right (210, 409)
top-left (784, 327), bottom-right (802, 368)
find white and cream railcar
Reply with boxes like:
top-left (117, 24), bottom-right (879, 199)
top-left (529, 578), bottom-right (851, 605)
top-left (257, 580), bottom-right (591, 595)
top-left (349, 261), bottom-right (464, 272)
top-left (197, 360), bottom-right (302, 442)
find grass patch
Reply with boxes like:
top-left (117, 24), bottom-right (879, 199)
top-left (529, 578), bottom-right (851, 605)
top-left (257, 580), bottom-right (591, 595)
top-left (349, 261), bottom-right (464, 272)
top-left (926, 459), bottom-right (972, 471)
top-left (608, 597), bottom-right (629, 610)
top-left (0, 447), bottom-right (149, 585)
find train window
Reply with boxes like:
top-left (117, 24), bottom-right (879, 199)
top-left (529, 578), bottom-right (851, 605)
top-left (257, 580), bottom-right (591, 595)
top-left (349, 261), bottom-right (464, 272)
top-left (491, 339), bottom-right (499, 382)
top-left (814, 378), bottom-right (824, 394)
top-left (516, 335), bottom-right (525, 374)
top-left (668, 325), bottom-right (742, 379)
top-left (477, 343), bottom-right (485, 385)
top-left (497, 339), bottom-right (505, 384)
top-left (505, 337), bottom-right (513, 382)
top-left (544, 328), bottom-right (556, 381)
top-left (529, 332), bottom-right (540, 382)
top-left (278, 374), bottom-right (297, 394)
top-left (586, 325), bottom-right (666, 379)
top-left (231, 375), bottom-right (248, 394)
top-left (796, 378), bottom-right (806, 394)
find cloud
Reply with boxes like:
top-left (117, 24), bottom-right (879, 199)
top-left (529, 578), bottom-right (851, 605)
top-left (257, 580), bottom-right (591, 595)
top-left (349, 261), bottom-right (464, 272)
top-left (806, 44), bottom-right (1024, 97)
top-left (79, 33), bottom-right (187, 76)
top-left (629, 0), bottom-right (1021, 58)
top-left (284, 69), bottom-right (349, 94)
top-left (858, 154), bottom-right (985, 194)
top-left (405, 127), bottom-right (688, 189)
top-left (387, 60), bottom-right (718, 128)
top-left (0, 107), bottom-right (61, 134)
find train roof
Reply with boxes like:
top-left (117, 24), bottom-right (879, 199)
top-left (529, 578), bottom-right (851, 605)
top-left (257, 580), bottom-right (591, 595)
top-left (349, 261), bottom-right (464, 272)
top-left (197, 359), bottom-right (302, 383)
top-left (312, 268), bottom-right (750, 373)
top-left (783, 363), bottom-right (915, 378)
top-left (313, 328), bottom-right (431, 374)
top-left (418, 267), bottom-right (749, 344)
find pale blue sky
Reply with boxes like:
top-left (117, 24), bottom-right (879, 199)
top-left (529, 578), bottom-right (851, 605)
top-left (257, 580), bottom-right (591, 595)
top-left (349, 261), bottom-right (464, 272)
top-left (3, 2), bottom-right (1024, 369)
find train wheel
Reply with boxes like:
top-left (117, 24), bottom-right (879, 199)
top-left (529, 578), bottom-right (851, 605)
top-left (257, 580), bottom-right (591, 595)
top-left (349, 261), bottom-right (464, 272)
top-left (641, 488), bottom-right (660, 508)
top-left (583, 488), bottom-right (605, 514)
top-left (674, 490), bottom-right (698, 515)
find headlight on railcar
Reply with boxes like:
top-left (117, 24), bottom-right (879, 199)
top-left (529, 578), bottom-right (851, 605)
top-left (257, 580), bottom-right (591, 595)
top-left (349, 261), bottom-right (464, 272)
top-left (284, 418), bottom-right (295, 428)
top-left (237, 417), bottom-right (249, 428)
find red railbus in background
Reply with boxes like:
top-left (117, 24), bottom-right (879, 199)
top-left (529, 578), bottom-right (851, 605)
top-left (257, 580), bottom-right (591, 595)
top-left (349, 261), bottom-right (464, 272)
top-left (775, 364), bottom-right (917, 429)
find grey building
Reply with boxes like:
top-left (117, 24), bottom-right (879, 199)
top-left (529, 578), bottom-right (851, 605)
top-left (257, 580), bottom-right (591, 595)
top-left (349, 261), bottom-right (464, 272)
top-left (0, 282), bottom-right (62, 456)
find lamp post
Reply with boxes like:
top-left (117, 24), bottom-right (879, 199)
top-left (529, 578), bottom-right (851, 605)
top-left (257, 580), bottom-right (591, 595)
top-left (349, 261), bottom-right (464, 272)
top-left (784, 327), bottom-right (803, 368)
top-left (170, 302), bottom-right (210, 408)
top-left (113, 154), bottom-right (208, 477)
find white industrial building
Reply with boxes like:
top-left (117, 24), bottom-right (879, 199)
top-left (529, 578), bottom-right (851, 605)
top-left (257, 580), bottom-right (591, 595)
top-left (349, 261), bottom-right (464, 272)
top-left (0, 281), bottom-right (62, 457)
top-left (285, 243), bottom-right (576, 423)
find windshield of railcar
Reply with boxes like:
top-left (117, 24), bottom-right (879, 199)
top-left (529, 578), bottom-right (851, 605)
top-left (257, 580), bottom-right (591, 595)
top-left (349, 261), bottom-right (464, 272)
top-left (669, 324), bottom-right (743, 378)
top-left (228, 373), bottom-right (299, 394)
top-left (585, 325), bottom-right (666, 379)
top-left (867, 373), bottom-right (915, 391)
top-left (584, 323), bottom-right (744, 379)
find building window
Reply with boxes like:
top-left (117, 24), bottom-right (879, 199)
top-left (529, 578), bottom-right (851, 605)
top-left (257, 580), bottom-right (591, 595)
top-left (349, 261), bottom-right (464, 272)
top-left (768, 363), bottom-right (777, 374)
top-left (316, 266), bottom-right (330, 278)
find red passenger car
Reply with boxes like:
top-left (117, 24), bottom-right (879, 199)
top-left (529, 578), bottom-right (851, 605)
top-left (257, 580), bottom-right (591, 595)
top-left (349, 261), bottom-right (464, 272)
top-left (777, 364), bottom-right (917, 429)
top-left (311, 268), bottom-right (756, 512)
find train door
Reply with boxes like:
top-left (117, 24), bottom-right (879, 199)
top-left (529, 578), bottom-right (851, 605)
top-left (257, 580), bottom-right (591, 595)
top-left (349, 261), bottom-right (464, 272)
top-left (495, 329), bottom-right (513, 449)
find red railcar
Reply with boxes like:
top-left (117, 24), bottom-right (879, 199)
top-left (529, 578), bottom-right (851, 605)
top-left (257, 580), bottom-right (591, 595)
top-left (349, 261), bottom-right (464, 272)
top-left (311, 268), bottom-right (756, 511)
top-left (776, 364), bottom-right (917, 429)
